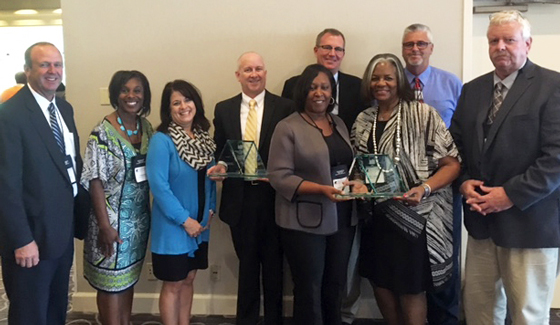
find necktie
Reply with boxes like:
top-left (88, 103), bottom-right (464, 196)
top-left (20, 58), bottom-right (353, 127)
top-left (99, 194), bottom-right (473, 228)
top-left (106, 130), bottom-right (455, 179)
top-left (48, 103), bottom-right (65, 153)
top-left (487, 82), bottom-right (504, 125)
top-left (414, 77), bottom-right (424, 103)
top-left (244, 99), bottom-right (258, 174)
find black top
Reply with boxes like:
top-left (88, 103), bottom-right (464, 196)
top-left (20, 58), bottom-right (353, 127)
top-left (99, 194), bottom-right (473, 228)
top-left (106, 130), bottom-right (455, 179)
top-left (323, 127), bottom-right (353, 229)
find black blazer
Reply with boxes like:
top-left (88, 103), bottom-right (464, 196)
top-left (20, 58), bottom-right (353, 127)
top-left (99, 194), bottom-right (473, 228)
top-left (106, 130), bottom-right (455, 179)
top-left (281, 71), bottom-right (365, 130)
top-left (450, 60), bottom-right (560, 248)
top-left (0, 85), bottom-right (85, 258)
top-left (213, 91), bottom-right (295, 226)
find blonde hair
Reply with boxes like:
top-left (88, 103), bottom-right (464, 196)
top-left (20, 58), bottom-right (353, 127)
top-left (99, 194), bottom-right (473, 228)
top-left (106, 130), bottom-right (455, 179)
top-left (489, 10), bottom-right (531, 41)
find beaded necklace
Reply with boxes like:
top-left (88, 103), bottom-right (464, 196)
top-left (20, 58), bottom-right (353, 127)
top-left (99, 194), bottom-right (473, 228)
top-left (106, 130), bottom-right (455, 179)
top-left (116, 113), bottom-right (139, 136)
top-left (372, 101), bottom-right (402, 171)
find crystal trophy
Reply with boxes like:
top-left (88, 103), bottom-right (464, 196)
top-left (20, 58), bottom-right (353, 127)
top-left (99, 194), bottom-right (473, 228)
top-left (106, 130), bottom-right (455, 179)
top-left (210, 140), bottom-right (267, 180)
top-left (337, 154), bottom-right (408, 199)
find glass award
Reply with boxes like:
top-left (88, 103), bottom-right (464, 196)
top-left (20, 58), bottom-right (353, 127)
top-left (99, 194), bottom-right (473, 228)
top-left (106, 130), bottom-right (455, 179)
top-left (337, 154), bottom-right (408, 199)
top-left (210, 140), bottom-right (267, 180)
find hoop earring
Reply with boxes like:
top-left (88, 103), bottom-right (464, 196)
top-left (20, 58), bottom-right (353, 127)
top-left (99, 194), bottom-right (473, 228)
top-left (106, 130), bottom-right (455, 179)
top-left (330, 97), bottom-right (336, 105)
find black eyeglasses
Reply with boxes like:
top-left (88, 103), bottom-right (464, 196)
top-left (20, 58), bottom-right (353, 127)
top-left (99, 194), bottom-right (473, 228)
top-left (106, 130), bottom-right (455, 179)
top-left (402, 41), bottom-right (431, 50)
top-left (318, 45), bottom-right (345, 53)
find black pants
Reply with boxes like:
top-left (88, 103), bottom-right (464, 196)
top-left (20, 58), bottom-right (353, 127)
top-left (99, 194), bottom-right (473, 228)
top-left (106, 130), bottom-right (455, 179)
top-left (1, 238), bottom-right (73, 325)
top-left (282, 226), bottom-right (355, 325)
top-left (230, 182), bottom-right (284, 325)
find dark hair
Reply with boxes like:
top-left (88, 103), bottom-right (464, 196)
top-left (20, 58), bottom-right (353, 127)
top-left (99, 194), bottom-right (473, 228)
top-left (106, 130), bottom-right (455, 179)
top-left (15, 72), bottom-right (26, 84)
top-left (108, 70), bottom-right (151, 117)
top-left (293, 64), bottom-right (337, 113)
top-left (315, 28), bottom-right (346, 47)
top-left (24, 42), bottom-right (58, 68)
top-left (157, 79), bottom-right (210, 133)
top-left (361, 53), bottom-right (414, 105)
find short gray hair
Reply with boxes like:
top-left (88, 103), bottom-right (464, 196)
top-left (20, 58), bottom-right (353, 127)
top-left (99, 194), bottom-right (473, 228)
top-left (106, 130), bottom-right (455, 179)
top-left (489, 10), bottom-right (531, 41)
top-left (402, 23), bottom-right (433, 43)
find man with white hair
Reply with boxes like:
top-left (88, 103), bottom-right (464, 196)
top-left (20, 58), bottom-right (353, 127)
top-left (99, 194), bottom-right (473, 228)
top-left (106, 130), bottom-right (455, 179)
top-left (450, 10), bottom-right (560, 323)
top-left (401, 23), bottom-right (463, 325)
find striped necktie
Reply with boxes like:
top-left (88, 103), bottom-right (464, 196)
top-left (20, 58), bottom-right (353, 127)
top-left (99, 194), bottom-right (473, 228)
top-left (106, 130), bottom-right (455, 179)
top-left (48, 103), bottom-right (65, 153)
top-left (414, 77), bottom-right (424, 103)
top-left (244, 99), bottom-right (258, 174)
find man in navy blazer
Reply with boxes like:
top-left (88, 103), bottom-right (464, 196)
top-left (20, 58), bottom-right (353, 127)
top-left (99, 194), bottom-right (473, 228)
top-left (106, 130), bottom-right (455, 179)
top-left (450, 11), bottom-right (560, 324)
top-left (209, 52), bottom-right (294, 325)
top-left (281, 28), bottom-right (364, 131)
top-left (0, 42), bottom-right (82, 324)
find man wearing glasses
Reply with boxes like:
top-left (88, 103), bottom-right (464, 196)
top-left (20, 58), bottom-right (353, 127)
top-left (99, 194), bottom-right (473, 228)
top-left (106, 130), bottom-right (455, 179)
top-left (402, 23), bottom-right (462, 127)
top-left (402, 23), bottom-right (462, 325)
top-left (281, 28), bottom-right (364, 130)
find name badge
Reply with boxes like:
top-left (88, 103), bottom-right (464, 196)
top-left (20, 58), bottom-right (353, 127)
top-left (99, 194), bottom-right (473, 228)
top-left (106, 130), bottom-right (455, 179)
top-left (331, 164), bottom-right (349, 193)
top-left (64, 154), bottom-right (78, 194)
top-left (132, 154), bottom-right (147, 183)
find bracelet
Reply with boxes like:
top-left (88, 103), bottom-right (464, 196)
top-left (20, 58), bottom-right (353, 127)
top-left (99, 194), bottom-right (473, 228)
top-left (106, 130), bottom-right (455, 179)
top-left (421, 183), bottom-right (432, 198)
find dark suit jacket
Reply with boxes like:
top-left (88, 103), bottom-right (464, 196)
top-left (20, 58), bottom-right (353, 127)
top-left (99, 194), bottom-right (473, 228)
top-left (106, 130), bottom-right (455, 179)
top-left (213, 90), bottom-right (295, 227)
top-left (281, 71), bottom-right (365, 130)
top-left (0, 85), bottom-right (84, 259)
top-left (450, 60), bottom-right (560, 248)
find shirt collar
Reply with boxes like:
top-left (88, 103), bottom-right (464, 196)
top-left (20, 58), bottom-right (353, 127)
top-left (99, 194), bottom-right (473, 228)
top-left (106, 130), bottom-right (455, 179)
top-left (405, 66), bottom-right (432, 86)
top-left (28, 83), bottom-right (57, 113)
top-left (242, 90), bottom-right (265, 108)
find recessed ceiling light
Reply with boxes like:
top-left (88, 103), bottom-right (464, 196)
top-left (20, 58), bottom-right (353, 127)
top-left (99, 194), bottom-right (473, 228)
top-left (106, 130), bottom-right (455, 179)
top-left (14, 9), bottom-right (38, 15)
top-left (53, 9), bottom-right (62, 14)
top-left (13, 19), bottom-right (44, 26)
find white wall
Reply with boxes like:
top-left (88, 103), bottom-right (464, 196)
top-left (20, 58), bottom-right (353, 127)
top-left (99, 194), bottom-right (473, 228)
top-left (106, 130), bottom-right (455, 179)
top-left (61, 0), bottom-right (464, 317)
top-left (0, 26), bottom-right (63, 91)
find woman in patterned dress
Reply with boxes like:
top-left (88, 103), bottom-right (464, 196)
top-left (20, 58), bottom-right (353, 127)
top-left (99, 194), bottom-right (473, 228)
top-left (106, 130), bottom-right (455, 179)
top-left (350, 54), bottom-right (460, 325)
top-left (81, 70), bottom-right (153, 325)
top-left (146, 80), bottom-right (216, 324)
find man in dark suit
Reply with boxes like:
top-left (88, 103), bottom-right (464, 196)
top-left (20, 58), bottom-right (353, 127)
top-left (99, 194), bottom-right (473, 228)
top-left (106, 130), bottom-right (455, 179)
top-left (281, 28), bottom-right (364, 131)
top-left (450, 10), bottom-right (560, 324)
top-left (0, 42), bottom-right (82, 325)
top-left (209, 52), bottom-right (294, 325)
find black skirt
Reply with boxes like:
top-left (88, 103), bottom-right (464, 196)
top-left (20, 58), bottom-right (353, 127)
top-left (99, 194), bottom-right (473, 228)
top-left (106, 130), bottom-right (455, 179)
top-left (152, 242), bottom-right (209, 282)
top-left (358, 211), bottom-right (431, 294)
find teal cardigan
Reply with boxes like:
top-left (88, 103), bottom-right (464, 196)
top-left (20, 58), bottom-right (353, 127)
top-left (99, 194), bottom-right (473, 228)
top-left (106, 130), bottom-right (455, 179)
top-left (146, 132), bottom-right (216, 256)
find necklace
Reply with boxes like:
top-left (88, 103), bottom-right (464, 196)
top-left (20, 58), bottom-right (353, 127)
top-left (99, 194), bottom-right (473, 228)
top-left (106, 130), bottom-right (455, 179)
top-left (116, 114), bottom-right (139, 136)
top-left (372, 101), bottom-right (402, 170)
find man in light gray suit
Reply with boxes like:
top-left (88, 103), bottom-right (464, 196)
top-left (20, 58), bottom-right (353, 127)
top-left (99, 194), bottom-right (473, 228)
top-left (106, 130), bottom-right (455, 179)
top-left (450, 10), bottom-right (560, 324)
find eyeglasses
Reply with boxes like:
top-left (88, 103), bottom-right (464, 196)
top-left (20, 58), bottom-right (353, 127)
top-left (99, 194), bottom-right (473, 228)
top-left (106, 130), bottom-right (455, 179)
top-left (318, 45), bottom-right (345, 54)
top-left (402, 41), bottom-right (431, 50)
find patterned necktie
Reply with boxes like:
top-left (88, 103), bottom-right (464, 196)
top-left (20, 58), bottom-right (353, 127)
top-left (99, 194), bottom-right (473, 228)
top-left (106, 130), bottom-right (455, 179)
top-left (414, 77), bottom-right (424, 103)
top-left (487, 82), bottom-right (504, 125)
top-left (244, 99), bottom-right (258, 174)
top-left (48, 103), bottom-right (65, 153)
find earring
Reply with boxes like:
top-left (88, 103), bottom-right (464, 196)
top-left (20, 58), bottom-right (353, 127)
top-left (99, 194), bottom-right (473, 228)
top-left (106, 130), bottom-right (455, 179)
top-left (330, 97), bottom-right (336, 105)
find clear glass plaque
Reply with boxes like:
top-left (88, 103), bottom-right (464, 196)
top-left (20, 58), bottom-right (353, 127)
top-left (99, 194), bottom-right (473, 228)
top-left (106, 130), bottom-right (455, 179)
top-left (337, 154), bottom-right (408, 199)
top-left (209, 140), bottom-right (267, 180)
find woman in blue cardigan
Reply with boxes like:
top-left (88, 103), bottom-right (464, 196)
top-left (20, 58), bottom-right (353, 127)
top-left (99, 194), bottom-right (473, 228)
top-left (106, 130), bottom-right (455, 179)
top-left (146, 79), bottom-right (216, 324)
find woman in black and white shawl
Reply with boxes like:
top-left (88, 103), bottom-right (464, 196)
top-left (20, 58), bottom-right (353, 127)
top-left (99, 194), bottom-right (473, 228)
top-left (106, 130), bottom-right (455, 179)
top-left (350, 53), bottom-right (460, 325)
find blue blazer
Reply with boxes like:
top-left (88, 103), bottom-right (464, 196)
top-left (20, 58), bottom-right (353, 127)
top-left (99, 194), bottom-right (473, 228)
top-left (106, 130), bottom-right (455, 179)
top-left (0, 85), bottom-right (83, 259)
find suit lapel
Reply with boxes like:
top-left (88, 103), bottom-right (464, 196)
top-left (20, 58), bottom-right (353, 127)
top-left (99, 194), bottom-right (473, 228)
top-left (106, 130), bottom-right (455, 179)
top-left (231, 94), bottom-right (243, 140)
top-left (337, 73), bottom-right (348, 109)
top-left (484, 62), bottom-right (535, 150)
top-left (24, 89), bottom-right (70, 182)
top-left (475, 74), bottom-right (494, 153)
top-left (260, 91), bottom-right (275, 149)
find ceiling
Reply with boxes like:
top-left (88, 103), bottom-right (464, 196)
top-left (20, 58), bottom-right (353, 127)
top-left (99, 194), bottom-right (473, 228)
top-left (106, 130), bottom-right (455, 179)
top-left (0, 0), bottom-right (60, 11)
